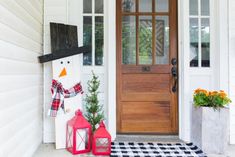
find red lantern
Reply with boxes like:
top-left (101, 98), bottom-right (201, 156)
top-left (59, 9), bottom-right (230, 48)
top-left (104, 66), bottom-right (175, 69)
top-left (66, 109), bottom-right (92, 155)
top-left (92, 121), bottom-right (111, 156)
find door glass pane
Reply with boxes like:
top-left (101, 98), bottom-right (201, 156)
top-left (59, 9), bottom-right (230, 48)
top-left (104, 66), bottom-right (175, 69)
top-left (190, 18), bottom-right (199, 67)
top-left (95, 0), bottom-right (104, 13)
top-left (139, 16), bottom-right (152, 65)
top-left (201, 0), bottom-right (210, 16)
top-left (95, 17), bottom-right (104, 65)
top-left (190, 0), bottom-right (198, 15)
top-left (201, 18), bottom-right (210, 67)
top-left (139, 0), bottom-right (152, 12)
top-left (122, 16), bottom-right (136, 64)
top-left (122, 0), bottom-right (136, 12)
top-left (155, 16), bottom-right (169, 64)
top-left (155, 0), bottom-right (168, 12)
top-left (83, 0), bottom-right (92, 13)
top-left (83, 16), bottom-right (92, 65)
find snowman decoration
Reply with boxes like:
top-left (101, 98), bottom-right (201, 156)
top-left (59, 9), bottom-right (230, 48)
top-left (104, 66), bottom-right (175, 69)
top-left (39, 23), bottom-right (89, 149)
top-left (52, 55), bottom-right (82, 149)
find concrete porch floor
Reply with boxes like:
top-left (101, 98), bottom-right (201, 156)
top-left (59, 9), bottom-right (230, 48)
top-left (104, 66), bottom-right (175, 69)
top-left (33, 135), bottom-right (235, 157)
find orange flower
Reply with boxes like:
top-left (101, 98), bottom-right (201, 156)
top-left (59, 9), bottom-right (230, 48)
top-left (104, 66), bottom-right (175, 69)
top-left (201, 89), bottom-right (208, 95)
top-left (220, 93), bottom-right (227, 98)
top-left (211, 91), bottom-right (219, 96)
top-left (194, 88), bottom-right (208, 95)
top-left (219, 90), bottom-right (227, 98)
top-left (194, 88), bottom-right (200, 94)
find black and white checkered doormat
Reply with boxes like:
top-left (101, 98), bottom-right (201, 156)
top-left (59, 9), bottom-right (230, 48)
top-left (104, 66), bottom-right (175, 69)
top-left (111, 142), bottom-right (206, 157)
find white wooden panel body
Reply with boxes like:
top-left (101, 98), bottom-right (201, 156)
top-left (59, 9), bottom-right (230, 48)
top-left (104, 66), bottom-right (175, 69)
top-left (43, 0), bottom-right (68, 143)
top-left (52, 55), bottom-right (83, 149)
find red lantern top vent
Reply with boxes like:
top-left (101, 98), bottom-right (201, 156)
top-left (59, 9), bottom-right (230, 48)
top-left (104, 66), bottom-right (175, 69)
top-left (67, 109), bottom-right (91, 129)
top-left (99, 121), bottom-right (105, 128)
top-left (93, 121), bottom-right (111, 138)
top-left (75, 109), bottom-right (82, 116)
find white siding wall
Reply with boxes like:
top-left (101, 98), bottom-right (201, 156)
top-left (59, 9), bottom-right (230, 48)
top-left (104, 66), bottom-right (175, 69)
top-left (229, 0), bottom-right (235, 144)
top-left (43, 0), bottom-right (107, 142)
top-left (0, 0), bottom-right (43, 156)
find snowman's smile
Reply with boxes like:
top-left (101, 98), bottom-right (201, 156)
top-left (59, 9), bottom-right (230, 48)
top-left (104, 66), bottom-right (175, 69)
top-left (59, 67), bottom-right (67, 78)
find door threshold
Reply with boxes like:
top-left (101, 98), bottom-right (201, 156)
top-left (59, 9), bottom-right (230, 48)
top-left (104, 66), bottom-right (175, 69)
top-left (115, 134), bottom-right (182, 143)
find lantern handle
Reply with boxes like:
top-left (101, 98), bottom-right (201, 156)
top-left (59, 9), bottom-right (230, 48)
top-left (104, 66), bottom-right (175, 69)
top-left (75, 109), bottom-right (82, 116)
top-left (99, 121), bottom-right (105, 128)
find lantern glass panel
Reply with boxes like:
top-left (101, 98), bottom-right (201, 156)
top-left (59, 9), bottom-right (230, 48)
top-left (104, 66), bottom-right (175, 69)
top-left (96, 138), bottom-right (109, 152)
top-left (76, 128), bottom-right (89, 151)
top-left (67, 126), bottom-right (73, 149)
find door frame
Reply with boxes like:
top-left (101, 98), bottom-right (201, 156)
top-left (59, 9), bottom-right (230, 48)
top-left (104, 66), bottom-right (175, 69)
top-left (105, 0), bottom-right (190, 141)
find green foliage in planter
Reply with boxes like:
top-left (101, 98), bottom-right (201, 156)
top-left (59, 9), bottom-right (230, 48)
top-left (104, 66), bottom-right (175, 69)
top-left (85, 71), bottom-right (104, 132)
top-left (193, 88), bottom-right (232, 109)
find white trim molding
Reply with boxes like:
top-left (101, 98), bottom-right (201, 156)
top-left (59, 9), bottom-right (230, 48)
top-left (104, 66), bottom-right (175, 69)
top-left (178, 0), bottom-right (191, 142)
top-left (106, 0), bottom-right (116, 140)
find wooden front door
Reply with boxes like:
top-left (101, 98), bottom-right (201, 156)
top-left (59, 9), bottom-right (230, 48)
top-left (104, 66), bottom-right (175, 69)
top-left (117, 0), bottom-right (178, 134)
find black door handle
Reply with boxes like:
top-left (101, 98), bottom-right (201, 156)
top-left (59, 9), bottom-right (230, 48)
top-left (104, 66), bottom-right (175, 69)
top-left (171, 66), bottom-right (177, 77)
top-left (171, 58), bottom-right (177, 92)
top-left (171, 58), bottom-right (177, 66)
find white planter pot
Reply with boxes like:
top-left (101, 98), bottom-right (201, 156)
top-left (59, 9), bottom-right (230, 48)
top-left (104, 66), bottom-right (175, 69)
top-left (191, 107), bottom-right (229, 154)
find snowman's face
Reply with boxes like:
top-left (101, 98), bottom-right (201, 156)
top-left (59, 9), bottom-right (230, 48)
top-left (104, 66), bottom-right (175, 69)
top-left (52, 56), bottom-right (74, 81)
top-left (58, 60), bottom-right (70, 78)
top-left (52, 55), bottom-right (81, 87)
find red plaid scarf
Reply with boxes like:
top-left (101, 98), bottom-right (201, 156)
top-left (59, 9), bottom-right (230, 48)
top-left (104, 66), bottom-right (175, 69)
top-left (49, 79), bottom-right (83, 117)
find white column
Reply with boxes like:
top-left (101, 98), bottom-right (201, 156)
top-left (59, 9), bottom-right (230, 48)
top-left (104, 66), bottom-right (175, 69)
top-left (106, 0), bottom-right (116, 140)
top-left (178, 0), bottom-right (191, 142)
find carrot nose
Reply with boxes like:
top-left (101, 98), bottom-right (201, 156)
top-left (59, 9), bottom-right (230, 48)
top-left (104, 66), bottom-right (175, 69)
top-left (59, 68), bottom-right (67, 77)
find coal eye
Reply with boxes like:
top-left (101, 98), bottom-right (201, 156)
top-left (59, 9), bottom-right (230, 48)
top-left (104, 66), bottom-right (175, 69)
top-left (60, 61), bottom-right (63, 64)
top-left (67, 61), bottom-right (70, 64)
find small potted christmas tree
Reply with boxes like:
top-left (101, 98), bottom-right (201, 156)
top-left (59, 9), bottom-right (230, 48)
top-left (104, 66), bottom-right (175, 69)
top-left (85, 71), bottom-right (104, 132)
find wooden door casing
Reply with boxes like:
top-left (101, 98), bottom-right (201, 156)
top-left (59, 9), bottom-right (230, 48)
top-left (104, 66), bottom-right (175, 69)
top-left (116, 0), bottom-right (178, 134)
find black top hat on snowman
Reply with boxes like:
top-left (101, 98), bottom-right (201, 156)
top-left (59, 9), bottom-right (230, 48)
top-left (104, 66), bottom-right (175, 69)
top-left (38, 22), bottom-right (90, 63)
